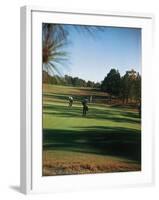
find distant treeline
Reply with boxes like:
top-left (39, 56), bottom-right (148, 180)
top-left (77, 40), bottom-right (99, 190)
top-left (43, 71), bottom-right (101, 88)
top-left (43, 68), bottom-right (141, 104)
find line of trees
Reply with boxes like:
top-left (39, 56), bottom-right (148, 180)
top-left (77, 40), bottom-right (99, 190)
top-left (101, 69), bottom-right (141, 103)
top-left (43, 68), bottom-right (141, 104)
top-left (43, 71), bottom-right (101, 88)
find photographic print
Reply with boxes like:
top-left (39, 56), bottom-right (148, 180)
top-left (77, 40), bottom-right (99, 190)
top-left (42, 23), bottom-right (141, 176)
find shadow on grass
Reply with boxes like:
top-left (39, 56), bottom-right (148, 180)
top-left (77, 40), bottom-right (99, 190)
top-left (43, 126), bottom-right (141, 162)
top-left (43, 103), bottom-right (140, 124)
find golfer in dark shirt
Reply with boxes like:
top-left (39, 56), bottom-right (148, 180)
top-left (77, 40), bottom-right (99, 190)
top-left (82, 98), bottom-right (88, 116)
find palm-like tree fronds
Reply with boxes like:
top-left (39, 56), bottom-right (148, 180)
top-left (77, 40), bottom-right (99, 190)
top-left (42, 24), bottom-right (69, 77)
top-left (42, 23), bottom-right (106, 80)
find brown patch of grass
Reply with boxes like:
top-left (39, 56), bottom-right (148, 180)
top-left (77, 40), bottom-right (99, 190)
top-left (42, 150), bottom-right (141, 176)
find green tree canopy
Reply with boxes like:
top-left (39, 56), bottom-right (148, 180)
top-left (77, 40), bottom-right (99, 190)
top-left (120, 69), bottom-right (141, 103)
top-left (101, 69), bottom-right (121, 96)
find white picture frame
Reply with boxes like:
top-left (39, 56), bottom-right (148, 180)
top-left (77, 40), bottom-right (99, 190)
top-left (20, 6), bottom-right (154, 194)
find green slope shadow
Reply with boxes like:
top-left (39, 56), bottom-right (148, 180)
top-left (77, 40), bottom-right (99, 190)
top-left (43, 126), bottom-right (141, 163)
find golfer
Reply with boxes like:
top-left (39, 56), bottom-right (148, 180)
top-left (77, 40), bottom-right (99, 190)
top-left (82, 98), bottom-right (88, 116)
top-left (68, 96), bottom-right (73, 107)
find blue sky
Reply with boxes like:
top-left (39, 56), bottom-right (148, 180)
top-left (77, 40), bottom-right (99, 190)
top-left (60, 25), bottom-right (141, 82)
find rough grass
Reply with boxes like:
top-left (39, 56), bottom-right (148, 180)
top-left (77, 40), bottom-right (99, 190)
top-left (42, 84), bottom-right (141, 176)
top-left (43, 151), bottom-right (141, 176)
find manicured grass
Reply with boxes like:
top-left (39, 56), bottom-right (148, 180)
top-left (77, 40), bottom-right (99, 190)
top-left (42, 84), bottom-right (141, 176)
